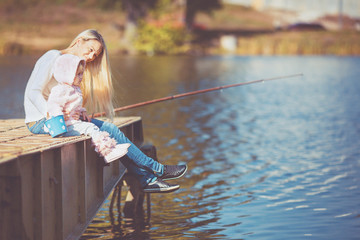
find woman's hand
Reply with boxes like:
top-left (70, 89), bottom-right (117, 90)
top-left (61, 110), bottom-right (91, 122)
top-left (81, 111), bottom-right (92, 122)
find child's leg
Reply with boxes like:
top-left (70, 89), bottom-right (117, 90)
top-left (91, 131), bottom-right (130, 163)
top-left (62, 122), bottom-right (129, 162)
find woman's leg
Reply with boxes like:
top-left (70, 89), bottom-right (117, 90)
top-left (63, 121), bottom-right (156, 187)
top-left (120, 157), bottom-right (157, 187)
top-left (90, 118), bottom-right (188, 186)
top-left (27, 118), bottom-right (48, 134)
top-left (91, 118), bottom-right (164, 176)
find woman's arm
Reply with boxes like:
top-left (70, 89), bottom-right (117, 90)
top-left (24, 50), bottom-right (60, 119)
top-left (28, 52), bottom-right (59, 108)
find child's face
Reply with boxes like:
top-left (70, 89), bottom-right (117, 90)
top-left (73, 63), bottom-right (84, 86)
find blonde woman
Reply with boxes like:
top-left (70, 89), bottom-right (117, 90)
top-left (24, 29), bottom-right (187, 193)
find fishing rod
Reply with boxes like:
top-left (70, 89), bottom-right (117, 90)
top-left (93, 73), bottom-right (303, 118)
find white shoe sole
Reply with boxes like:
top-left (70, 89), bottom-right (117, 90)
top-left (143, 185), bottom-right (180, 193)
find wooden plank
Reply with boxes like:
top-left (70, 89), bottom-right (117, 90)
top-left (78, 141), bottom-right (86, 224)
top-left (40, 148), bottom-right (63, 240)
top-left (84, 139), bottom-right (104, 222)
top-left (64, 141), bottom-right (87, 240)
top-left (0, 116), bottom-right (142, 164)
top-left (33, 154), bottom-right (43, 240)
top-left (19, 155), bottom-right (37, 240)
top-left (0, 161), bottom-right (26, 240)
top-left (61, 143), bottom-right (81, 239)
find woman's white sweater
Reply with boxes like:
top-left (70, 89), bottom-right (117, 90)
top-left (24, 50), bottom-right (61, 123)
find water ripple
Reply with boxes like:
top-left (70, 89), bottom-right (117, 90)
top-left (81, 56), bottom-right (360, 239)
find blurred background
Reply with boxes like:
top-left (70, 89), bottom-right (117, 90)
top-left (1, 1), bottom-right (360, 240)
top-left (1, 0), bottom-right (359, 56)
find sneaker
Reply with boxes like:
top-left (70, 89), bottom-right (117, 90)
top-left (143, 179), bottom-right (180, 193)
top-left (159, 164), bottom-right (188, 180)
top-left (104, 143), bottom-right (131, 164)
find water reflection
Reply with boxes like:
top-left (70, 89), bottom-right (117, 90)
top-left (1, 55), bottom-right (360, 239)
top-left (0, 55), bottom-right (37, 119)
top-left (81, 55), bottom-right (360, 239)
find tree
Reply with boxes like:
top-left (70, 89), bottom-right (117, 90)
top-left (120, 0), bottom-right (159, 52)
top-left (121, 0), bottom-right (159, 26)
top-left (119, 0), bottom-right (222, 53)
top-left (185, 0), bottom-right (222, 31)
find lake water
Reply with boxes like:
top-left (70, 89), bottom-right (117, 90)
top-left (1, 55), bottom-right (360, 239)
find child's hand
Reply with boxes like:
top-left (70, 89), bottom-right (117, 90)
top-left (63, 110), bottom-right (71, 121)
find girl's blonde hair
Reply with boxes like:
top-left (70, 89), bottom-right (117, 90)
top-left (69, 29), bottom-right (114, 118)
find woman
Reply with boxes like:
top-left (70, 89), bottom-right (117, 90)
top-left (24, 29), bottom-right (187, 193)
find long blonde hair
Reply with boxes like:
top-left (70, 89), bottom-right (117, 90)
top-left (69, 29), bottom-right (114, 119)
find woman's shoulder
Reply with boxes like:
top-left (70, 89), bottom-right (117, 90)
top-left (33, 50), bottom-right (61, 70)
top-left (40, 50), bottom-right (61, 61)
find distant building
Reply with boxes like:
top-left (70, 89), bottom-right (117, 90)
top-left (223, 0), bottom-right (360, 20)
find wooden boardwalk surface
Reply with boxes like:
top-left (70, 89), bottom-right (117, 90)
top-left (0, 116), bottom-right (145, 240)
top-left (0, 117), bottom-right (142, 164)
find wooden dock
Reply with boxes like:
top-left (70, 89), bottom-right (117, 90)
top-left (0, 117), bottom-right (147, 240)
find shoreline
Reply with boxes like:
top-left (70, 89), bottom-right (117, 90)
top-left (2, 30), bottom-right (359, 57)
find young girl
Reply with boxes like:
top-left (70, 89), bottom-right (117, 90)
top-left (47, 54), bottom-right (130, 164)
top-left (24, 29), bottom-right (187, 193)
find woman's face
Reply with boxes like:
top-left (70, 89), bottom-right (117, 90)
top-left (77, 39), bottom-right (103, 63)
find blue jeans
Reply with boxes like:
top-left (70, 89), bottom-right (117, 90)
top-left (27, 118), bottom-right (48, 134)
top-left (27, 118), bottom-right (163, 187)
top-left (91, 118), bottom-right (163, 186)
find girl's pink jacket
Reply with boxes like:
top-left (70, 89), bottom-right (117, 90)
top-left (47, 54), bottom-right (86, 125)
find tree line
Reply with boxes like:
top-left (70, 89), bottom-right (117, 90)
top-left (1, 0), bottom-right (222, 31)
